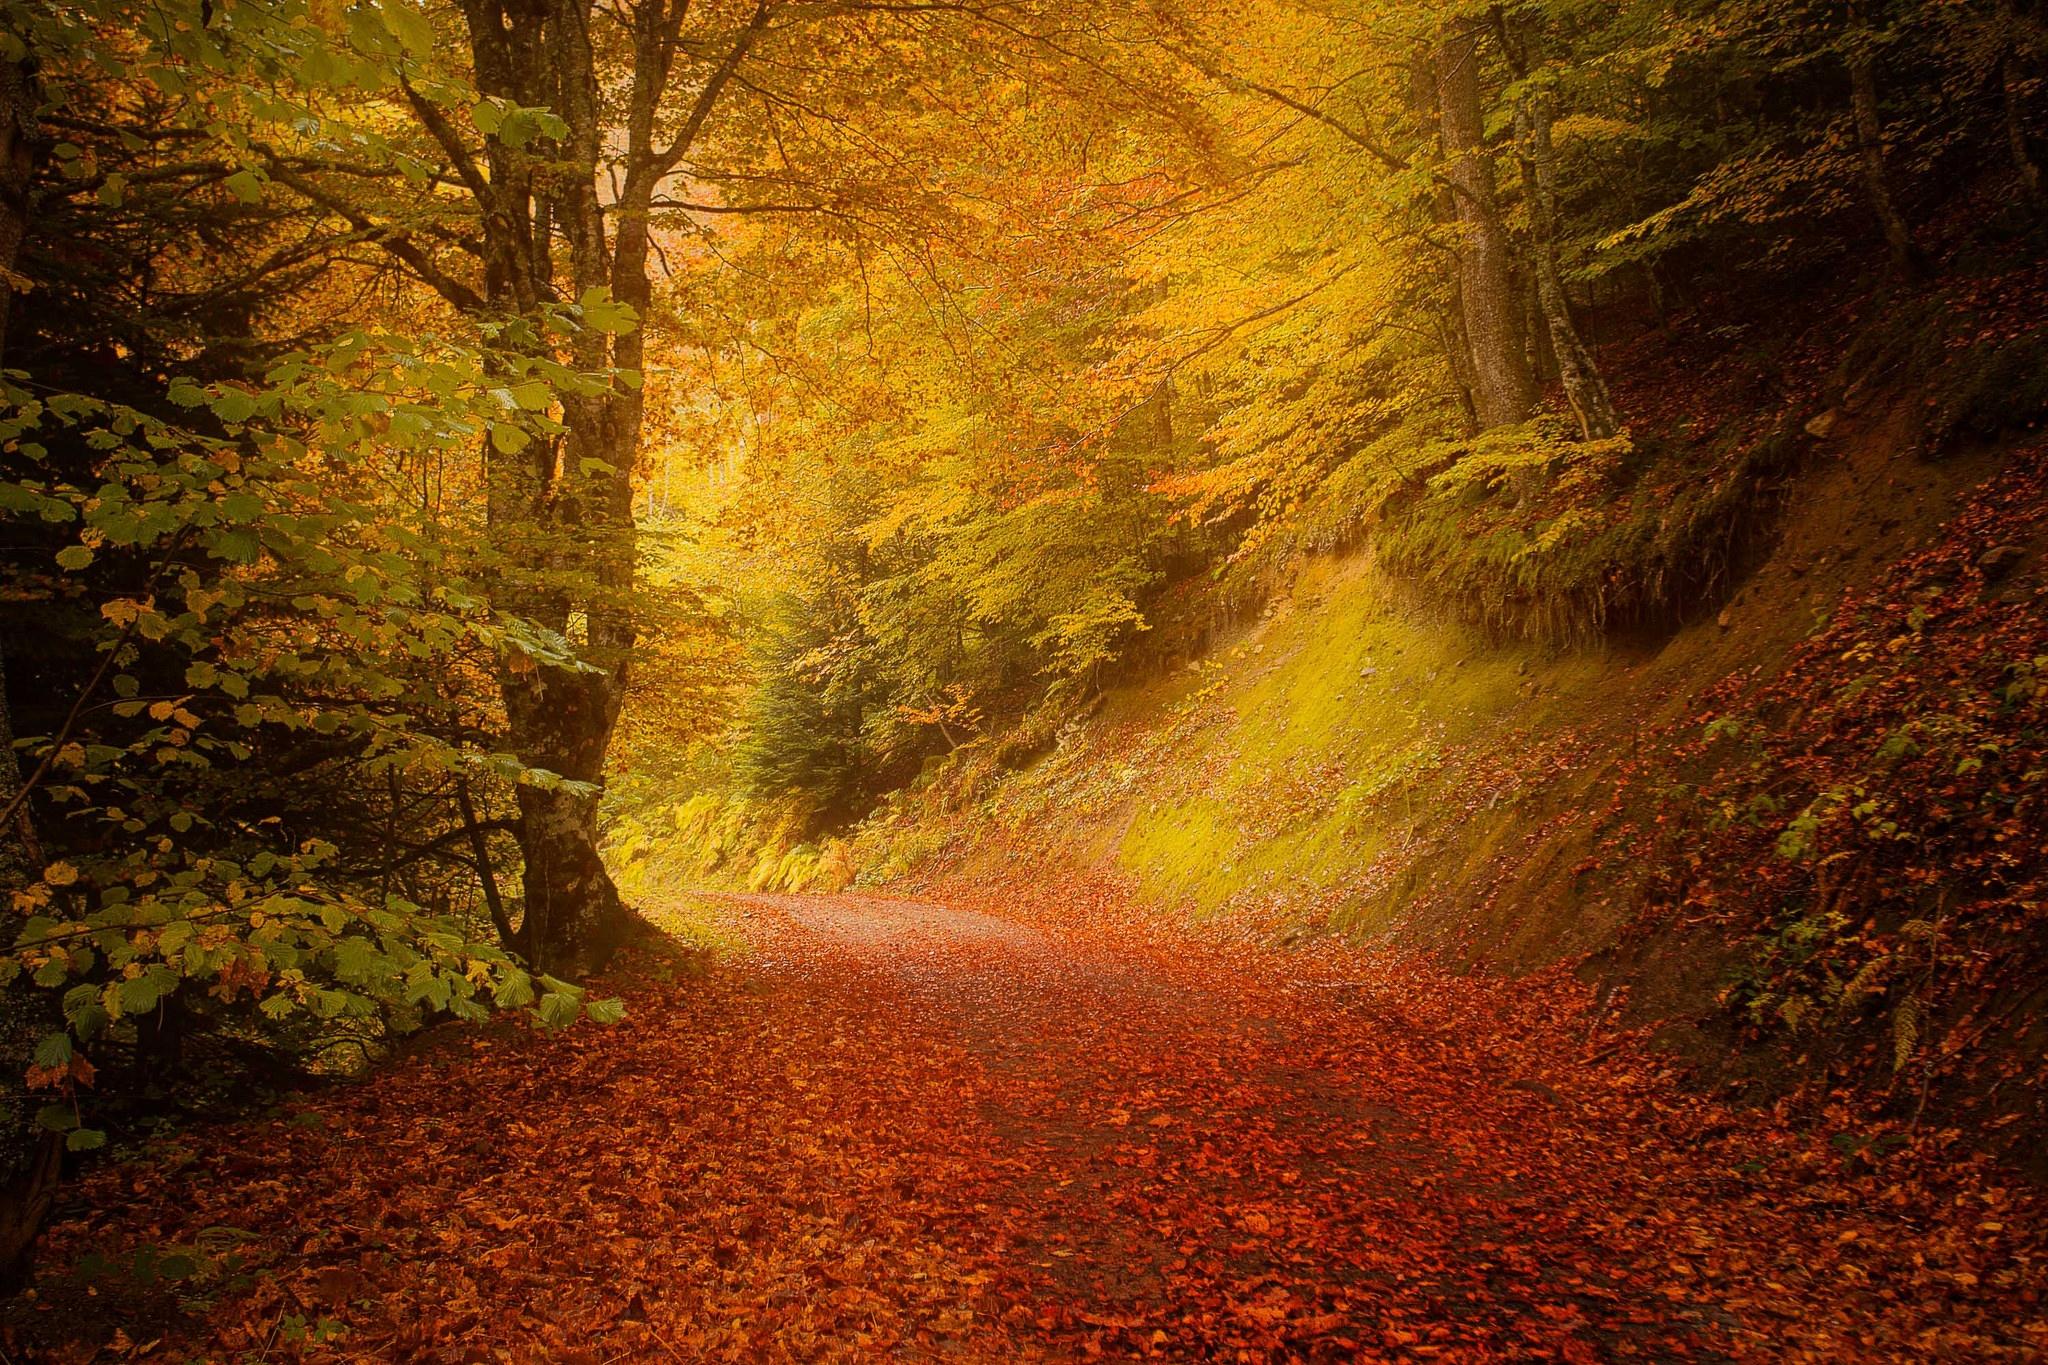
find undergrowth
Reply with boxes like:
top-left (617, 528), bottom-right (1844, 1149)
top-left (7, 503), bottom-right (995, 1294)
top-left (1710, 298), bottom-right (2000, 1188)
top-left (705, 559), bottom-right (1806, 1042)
top-left (607, 792), bottom-right (855, 901)
top-left (1613, 440), bottom-right (2048, 1112)
top-left (1372, 416), bottom-right (1800, 646)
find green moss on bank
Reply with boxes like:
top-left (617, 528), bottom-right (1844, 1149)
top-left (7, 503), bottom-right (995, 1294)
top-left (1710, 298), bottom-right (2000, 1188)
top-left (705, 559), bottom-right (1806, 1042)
top-left (961, 555), bottom-right (1606, 935)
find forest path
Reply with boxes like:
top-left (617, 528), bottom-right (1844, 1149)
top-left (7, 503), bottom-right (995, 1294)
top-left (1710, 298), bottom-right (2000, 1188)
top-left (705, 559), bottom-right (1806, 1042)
top-left (24, 891), bottom-right (2040, 1362)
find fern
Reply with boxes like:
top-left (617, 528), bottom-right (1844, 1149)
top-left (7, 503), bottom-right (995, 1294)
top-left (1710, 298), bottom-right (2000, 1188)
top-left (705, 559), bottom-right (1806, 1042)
top-left (1891, 998), bottom-right (1921, 1073)
top-left (1840, 956), bottom-right (1891, 1006)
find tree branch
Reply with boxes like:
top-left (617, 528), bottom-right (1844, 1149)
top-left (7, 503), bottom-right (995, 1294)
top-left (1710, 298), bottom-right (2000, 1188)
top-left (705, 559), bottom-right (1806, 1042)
top-left (262, 163), bottom-right (486, 313)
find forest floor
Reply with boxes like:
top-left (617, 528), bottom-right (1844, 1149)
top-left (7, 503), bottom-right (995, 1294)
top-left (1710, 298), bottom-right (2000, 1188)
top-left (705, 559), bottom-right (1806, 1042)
top-left (12, 890), bottom-right (2047, 1363)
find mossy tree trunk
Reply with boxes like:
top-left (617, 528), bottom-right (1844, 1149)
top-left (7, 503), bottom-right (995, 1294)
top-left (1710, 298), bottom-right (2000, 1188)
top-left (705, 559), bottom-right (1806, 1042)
top-left (1435, 26), bottom-right (1534, 431)
top-left (1999, 0), bottom-right (2045, 204)
top-left (315, 0), bottom-right (771, 975)
top-left (1497, 17), bottom-right (1623, 442)
top-left (1845, 1), bottom-right (1931, 280)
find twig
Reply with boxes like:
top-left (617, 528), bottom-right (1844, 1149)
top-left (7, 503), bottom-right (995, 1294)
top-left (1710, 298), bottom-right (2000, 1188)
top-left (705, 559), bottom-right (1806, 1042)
top-left (0, 525), bottom-right (193, 834)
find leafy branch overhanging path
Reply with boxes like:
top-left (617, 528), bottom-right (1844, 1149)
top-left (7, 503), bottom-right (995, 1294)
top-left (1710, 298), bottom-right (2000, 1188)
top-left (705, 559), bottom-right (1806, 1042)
top-left (38, 892), bottom-right (2046, 1361)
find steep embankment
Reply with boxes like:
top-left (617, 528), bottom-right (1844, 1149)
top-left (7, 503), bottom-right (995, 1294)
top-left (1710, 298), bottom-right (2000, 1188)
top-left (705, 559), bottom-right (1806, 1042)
top-left (872, 272), bottom-right (2048, 1152)
top-left (913, 396), bottom-right (2003, 959)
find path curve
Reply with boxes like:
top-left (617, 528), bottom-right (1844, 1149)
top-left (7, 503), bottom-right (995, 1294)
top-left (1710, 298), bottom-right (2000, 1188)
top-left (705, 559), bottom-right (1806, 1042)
top-left (19, 891), bottom-right (2044, 1362)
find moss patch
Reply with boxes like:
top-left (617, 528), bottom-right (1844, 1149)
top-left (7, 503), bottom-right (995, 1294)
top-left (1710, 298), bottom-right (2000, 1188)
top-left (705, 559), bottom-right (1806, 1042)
top-left (1009, 555), bottom-right (1607, 935)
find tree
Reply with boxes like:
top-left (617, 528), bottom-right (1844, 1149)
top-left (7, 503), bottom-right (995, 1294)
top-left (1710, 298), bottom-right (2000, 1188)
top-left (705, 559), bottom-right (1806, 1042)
top-left (276, 0), bottom-right (778, 974)
top-left (1843, 0), bottom-right (1931, 279)
top-left (1496, 8), bottom-right (1623, 441)
top-left (271, 0), bottom-right (1217, 971)
top-left (0, 46), bottom-right (40, 886)
top-left (1435, 21), bottom-right (1535, 430)
top-left (0, 1), bottom-right (640, 1278)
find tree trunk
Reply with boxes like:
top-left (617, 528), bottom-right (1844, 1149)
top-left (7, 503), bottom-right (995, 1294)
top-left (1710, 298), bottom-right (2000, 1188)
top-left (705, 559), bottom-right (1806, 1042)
top-left (502, 665), bottom-right (629, 974)
top-left (0, 51), bottom-right (61, 1292)
top-left (0, 57), bottom-right (33, 367)
top-left (1522, 272), bottom-right (1554, 386)
top-left (0, 643), bottom-right (36, 883)
top-left (425, 0), bottom-right (770, 977)
top-left (1435, 28), bottom-right (1534, 430)
top-left (455, 778), bottom-right (516, 949)
top-left (1434, 307), bottom-right (1482, 436)
top-left (0, 1131), bottom-right (59, 1293)
top-left (1407, 57), bottom-right (1481, 434)
top-left (449, 0), bottom-right (643, 978)
top-left (2000, 0), bottom-right (2045, 203)
top-left (1513, 87), bottom-right (1624, 440)
top-left (1845, 5), bottom-right (1930, 279)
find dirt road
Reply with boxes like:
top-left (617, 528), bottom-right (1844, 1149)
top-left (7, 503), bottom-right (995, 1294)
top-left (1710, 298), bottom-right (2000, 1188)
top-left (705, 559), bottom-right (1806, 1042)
top-left (19, 892), bottom-right (2043, 1361)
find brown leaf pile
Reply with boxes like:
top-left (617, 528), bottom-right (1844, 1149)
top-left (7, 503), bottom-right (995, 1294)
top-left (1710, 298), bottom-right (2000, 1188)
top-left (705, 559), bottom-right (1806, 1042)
top-left (11, 889), bottom-right (2045, 1362)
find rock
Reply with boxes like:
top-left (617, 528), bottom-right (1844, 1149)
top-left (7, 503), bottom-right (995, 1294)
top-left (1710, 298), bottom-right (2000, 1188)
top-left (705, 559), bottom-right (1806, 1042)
top-left (1978, 544), bottom-right (2027, 581)
top-left (1804, 409), bottom-right (1840, 439)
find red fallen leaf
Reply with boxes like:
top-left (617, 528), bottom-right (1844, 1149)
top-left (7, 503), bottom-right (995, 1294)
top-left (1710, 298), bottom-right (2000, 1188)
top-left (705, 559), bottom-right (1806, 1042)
top-left (20, 879), bottom-right (2048, 1362)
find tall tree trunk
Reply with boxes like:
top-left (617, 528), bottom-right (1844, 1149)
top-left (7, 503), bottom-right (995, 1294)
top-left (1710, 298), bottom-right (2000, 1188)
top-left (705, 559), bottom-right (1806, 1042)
top-left (1999, 0), bottom-right (2045, 203)
top-left (0, 47), bottom-right (61, 1293)
top-left (1435, 27), bottom-right (1533, 430)
top-left (448, 0), bottom-right (636, 978)
top-left (1407, 57), bottom-right (1481, 434)
top-left (1511, 83), bottom-right (1623, 440)
top-left (502, 666), bottom-right (628, 974)
top-left (1845, 3), bottom-right (1931, 279)
top-left (426, 0), bottom-right (769, 976)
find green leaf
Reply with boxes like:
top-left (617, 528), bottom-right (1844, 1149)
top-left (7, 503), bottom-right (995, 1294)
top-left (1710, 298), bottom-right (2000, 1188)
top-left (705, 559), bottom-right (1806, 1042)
top-left (585, 996), bottom-right (626, 1025)
top-left (509, 381), bottom-right (552, 412)
top-left (490, 423), bottom-right (531, 455)
top-left (214, 528), bottom-right (261, 564)
top-left (494, 968), bottom-right (534, 1009)
top-left (33, 1033), bottom-right (73, 1069)
top-left (332, 936), bottom-right (379, 982)
top-left (66, 1129), bottom-right (107, 1152)
top-left (576, 287), bottom-right (638, 335)
top-left (116, 967), bottom-right (180, 1017)
top-left (379, 0), bottom-right (433, 57)
top-left (538, 990), bottom-right (581, 1030)
top-left (210, 388), bottom-right (258, 423)
top-left (224, 169), bottom-right (264, 204)
top-left (55, 545), bottom-right (94, 570)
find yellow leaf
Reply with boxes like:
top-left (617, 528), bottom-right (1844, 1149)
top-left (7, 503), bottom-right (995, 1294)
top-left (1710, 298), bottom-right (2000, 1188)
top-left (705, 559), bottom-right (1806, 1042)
top-left (42, 861), bottom-right (79, 887)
